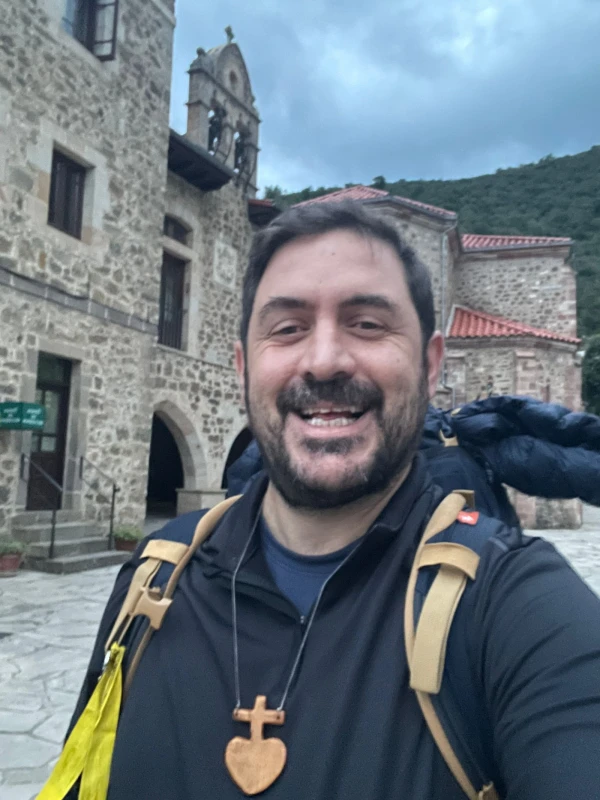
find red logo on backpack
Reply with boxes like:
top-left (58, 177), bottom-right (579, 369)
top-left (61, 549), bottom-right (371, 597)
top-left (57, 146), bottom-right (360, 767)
top-left (457, 510), bottom-right (479, 526)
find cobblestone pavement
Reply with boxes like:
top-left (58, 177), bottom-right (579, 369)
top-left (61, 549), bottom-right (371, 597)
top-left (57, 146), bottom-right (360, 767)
top-left (1, 507), bottom-right (600, 799)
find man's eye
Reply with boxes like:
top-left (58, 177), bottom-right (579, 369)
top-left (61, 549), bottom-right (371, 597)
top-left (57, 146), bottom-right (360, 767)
top-left (273, 324), bottom-right (301, 336)
top-left (353, 320), bottom-right (383, 331)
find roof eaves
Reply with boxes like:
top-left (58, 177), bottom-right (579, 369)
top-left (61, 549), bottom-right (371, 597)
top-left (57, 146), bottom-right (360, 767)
top-left (366, 195), bottom-right (457, 222)
top-left (462, 239), bottom-right (574, 254)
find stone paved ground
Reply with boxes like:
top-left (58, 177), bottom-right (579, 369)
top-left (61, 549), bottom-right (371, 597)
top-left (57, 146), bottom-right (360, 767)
top-left (1, 507), bottom-right (600, 799)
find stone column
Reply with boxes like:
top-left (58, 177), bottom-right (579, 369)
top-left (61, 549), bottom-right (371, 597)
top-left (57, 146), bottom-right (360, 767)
top-left (177, 488), bottom-right (226, 515)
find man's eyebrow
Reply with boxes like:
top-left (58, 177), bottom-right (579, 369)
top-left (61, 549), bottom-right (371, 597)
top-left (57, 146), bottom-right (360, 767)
top-left (258, 297), bottom-right (311, 324)
top-left (339, 294), bottom-right (398, 313)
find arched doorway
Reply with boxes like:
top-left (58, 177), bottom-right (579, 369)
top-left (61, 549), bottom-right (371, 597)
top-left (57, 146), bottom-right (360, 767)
top-left (146, 414), bottom-right (184, 516)
top-left (221, 427), bottom-right (254, 490)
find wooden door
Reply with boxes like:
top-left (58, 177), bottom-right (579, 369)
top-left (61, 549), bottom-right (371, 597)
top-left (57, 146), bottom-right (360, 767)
top-left (26, 354), bottom-right (72, 510)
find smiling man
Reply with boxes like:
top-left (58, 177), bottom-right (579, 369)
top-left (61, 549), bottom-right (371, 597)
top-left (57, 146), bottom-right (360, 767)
top-left (55, 202), bottom-right (600, 800)
top-left (238, 212), bottom-right (442, 551)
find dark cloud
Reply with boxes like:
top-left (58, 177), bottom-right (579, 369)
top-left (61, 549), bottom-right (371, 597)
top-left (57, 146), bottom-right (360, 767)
top-left (171, 0), bottom-right (600, 192)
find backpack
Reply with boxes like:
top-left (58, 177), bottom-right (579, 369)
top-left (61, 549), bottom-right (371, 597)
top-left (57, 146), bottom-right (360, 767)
top-left (38, 492), bottom-right (503, 800)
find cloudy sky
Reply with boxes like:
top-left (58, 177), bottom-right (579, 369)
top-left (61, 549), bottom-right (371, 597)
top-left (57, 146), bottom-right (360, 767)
top-left (169, 0), bottom-right (600, 194)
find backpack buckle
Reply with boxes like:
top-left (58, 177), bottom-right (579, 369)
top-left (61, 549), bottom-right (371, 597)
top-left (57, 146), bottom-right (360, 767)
top-left (134, 585), bottom-right (173, 630)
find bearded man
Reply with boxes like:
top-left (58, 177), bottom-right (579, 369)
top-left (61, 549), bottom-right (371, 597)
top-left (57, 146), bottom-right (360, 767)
top-left (55, 202), bottom-right (600, 800)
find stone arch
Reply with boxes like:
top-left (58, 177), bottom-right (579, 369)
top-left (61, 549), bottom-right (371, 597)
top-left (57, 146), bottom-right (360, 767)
top-left (153, 400), bottom-right (207, 490)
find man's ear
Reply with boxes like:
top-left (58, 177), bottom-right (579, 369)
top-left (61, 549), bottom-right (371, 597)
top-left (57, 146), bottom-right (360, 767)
top-left (425, 332), bottom-right (445, 399)
top-left (234, 340), bottom-right (246, 407)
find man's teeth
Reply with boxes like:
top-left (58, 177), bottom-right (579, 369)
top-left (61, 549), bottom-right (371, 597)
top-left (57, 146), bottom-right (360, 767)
top-left (303, 407), bottom-right (361, 415)
top-left (298, 407), bottom-right (364, 427)
top-left (305, 416), bottom-right (356, 427)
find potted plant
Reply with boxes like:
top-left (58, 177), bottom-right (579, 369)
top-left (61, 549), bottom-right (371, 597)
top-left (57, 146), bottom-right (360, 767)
top-left (0, 541), bottom-right (25, 576)
top-left (113, 525), bottom-right (144, 553)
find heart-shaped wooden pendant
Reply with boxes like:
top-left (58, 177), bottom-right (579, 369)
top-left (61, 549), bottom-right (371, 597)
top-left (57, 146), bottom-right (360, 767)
top-left (225, 696), bottom-right (287, 795)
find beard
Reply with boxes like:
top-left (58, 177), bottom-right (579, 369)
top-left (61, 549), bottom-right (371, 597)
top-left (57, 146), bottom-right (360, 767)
top-left (246, 368), bottom-right (429, 510)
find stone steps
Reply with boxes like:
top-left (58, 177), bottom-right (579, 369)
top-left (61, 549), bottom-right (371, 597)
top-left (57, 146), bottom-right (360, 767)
top-left (26, 549), bottom-right (129, 574)
top-left (11, 520), bottom-right (105, 544)
top-left (10, 513), bottom-right (127, 573)
top-left (11, 509), bottom-right (81, 526)
top-left (26, 536), bottom-right (114, 560)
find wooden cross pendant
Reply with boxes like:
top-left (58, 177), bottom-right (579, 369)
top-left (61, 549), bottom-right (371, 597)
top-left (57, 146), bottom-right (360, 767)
top-left (225, 696), bottom-right (287, 795)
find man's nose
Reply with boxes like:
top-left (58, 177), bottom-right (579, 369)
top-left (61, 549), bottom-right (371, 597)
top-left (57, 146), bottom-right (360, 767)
top-left (297, 323), bottom-right (356, 382)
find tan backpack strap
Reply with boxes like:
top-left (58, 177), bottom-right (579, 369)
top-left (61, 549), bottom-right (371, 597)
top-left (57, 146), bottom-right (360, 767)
top-left (105, 541), bottom-right (192, 650)
top-left (122, 495), bottom-right (240, 695)
top-left (105, 557), bottom-right (161, 650)
top-left (415, 691), bottom-right (478, 799)
top-left (404, 492), bottom-right (496, 800)
top-left (410, 544), bottom-right (480, 694)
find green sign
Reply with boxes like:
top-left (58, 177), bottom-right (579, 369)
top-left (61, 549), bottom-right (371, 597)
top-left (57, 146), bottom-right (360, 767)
top-left (0, 402), bottom-right (46, 431)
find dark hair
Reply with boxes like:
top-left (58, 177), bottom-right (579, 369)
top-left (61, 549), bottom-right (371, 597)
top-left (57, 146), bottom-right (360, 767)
top-left (240, 200), bottom-right (435, 349)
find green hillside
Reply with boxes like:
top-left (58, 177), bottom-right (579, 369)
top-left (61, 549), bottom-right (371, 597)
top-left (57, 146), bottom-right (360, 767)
top-left (266, 146), bottom-right (600, 337)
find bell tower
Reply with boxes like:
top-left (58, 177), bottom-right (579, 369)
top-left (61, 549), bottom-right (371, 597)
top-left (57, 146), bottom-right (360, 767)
top-left (185, 29), bottom-right (260, 196)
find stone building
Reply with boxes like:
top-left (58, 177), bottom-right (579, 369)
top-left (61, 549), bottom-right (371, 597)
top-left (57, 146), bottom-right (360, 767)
top-left (0, 3), bottom-right (582, 569)
top-left (299, 186), bottom-right (582, 527)
top-left (0, 0), bottom-right (276, 568)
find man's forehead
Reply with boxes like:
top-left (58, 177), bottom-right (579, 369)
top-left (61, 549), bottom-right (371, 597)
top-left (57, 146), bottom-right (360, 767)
top-left (258, 233), bottom-right (407, 293)
top-left (267, 228), bottom-right (396, 265)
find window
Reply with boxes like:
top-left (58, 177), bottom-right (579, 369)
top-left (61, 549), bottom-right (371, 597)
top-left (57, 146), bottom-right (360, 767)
top-left (48, 150), bottom-right (87, 239)
top-left (163, 216), bottom-right (191, 246)
top-left (158, 253), bottom-right (186, 350)
top-left (62, 0), bottom-right (119, 61)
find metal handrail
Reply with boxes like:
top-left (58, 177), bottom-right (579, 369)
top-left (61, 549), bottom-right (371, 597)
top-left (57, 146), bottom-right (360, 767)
top-left (20, 454), bottom-right (63, 560)
top-left (79, 457), bottom-right (120, 550)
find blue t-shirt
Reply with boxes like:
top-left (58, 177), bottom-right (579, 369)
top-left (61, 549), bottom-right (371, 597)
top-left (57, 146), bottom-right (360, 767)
top-left (260, 517), bottom-right (360, 617)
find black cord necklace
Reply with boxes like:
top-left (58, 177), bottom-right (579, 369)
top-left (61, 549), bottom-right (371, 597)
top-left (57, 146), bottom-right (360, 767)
top-left (224, 509), bottom-right (360, 796)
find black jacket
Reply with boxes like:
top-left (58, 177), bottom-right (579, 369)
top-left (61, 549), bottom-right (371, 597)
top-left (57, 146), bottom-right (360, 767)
top-left (71, 456), bottom-right (600, 799)
top-left (423, 396), bottom-right (600, 505)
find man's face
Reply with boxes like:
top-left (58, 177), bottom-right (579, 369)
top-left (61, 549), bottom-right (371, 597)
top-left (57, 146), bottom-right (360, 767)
top-left (235, 229), bottom-right (443, 509)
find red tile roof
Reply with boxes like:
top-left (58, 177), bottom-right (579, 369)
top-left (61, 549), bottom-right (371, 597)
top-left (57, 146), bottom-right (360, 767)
top-left (296, 186), bottom-right (388, 204)
top-left (448, 306), bottom-right (580, 344)
top-left (462, 233), bottom-right (572, 251)
top-left (248, 198), bottom-right (276, 207)
top-left (295, 185), bottom-right (456, 219)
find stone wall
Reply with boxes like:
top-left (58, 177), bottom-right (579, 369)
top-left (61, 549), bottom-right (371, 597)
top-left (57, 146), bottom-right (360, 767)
top-left (442, 338), bottom-right (582, 528)
top-left (151, 346), bottom-right (246, 494)
top-left (0, 0), bottom-right (174, 323)
top-left (454, 249), bottom-right (577, 337)
top-left (384, 211), bottom-right (452, 331)
top-left (0, 282), bottom-right (154, 533)
top-left (444, 344), bottom-right (516, 406)
top-left (156, 173), bottom-right (253, 497)
top-left (164, 174), bottom-right (254, 367)
top-left (444, 339), bottom-right (580, 408)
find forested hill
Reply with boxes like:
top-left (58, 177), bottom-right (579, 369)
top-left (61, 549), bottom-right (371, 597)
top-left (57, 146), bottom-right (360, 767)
top-left (267, 146), bottom-right (600, 337)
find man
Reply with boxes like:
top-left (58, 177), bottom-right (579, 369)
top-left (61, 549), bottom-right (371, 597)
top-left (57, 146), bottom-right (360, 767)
top-left (61, 202), bottom-right (600, 799)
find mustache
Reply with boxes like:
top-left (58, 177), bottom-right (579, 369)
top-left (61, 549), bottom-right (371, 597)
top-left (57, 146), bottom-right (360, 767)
top-left (276, 377), bottom-right (384, 416)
